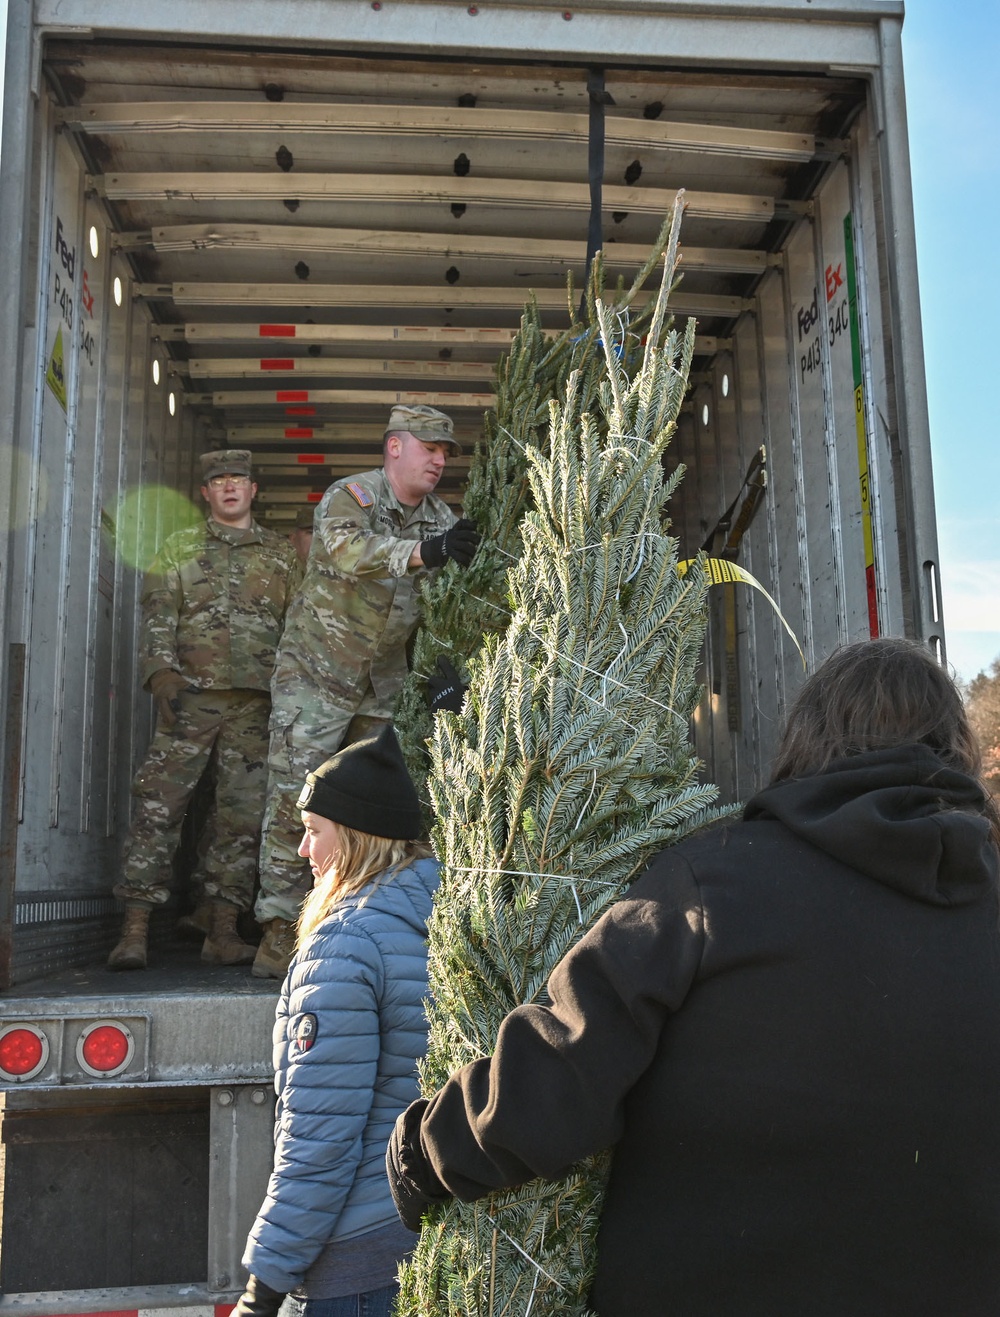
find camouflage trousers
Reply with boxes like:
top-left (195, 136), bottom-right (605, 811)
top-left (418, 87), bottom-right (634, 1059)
top-left (254, 679), bottom-right (390, 922)
top-left (114, 688), bottom-right (270, 911)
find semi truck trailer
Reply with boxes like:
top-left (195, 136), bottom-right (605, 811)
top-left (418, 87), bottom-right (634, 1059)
top-left (0, 1), bottom-right (942, 1312)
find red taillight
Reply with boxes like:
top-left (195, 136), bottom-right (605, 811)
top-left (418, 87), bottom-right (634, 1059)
top-left (0, 1024), bottom-right (49, 1080)
top-left (76, 1021), bottom-right (134, 1077)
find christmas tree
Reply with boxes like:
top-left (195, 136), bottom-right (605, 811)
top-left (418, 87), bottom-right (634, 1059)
top-left (396, 196), bottom-right (721, 1316)
top-left (395, 211), bottom-right (682, 799)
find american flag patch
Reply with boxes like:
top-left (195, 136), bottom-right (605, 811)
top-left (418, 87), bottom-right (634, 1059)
top-left (345, 482), bottom-right (374, 508)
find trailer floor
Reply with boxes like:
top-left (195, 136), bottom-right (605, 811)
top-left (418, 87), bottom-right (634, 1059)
top-left (1, 938), bottom-right (280, 1003)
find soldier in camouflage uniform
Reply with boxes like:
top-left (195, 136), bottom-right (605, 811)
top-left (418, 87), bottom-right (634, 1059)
top-left (288, 505), bottom-right (315, 566)
top-left (108, 449), bottom-right (301, 971)
top-left (252, 405), bottom-right (481, 977)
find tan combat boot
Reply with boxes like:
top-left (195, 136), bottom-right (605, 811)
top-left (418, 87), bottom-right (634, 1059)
top-left (200, 902), bottom-right (257, 967)
top-left (176, 901), bottom-right (213, 941)
top-left (251, 917), bottom-right (298, 979)
top-left (107, 902), bottom-right (151, 970)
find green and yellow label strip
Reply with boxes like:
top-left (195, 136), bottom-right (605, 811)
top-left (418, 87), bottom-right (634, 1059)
top-left (843, 213), bottom-right (880, 637)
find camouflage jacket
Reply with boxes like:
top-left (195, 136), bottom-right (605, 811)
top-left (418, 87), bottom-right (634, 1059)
top-left (140, 518), bottom-right (301, 693)
top-left (275, 468), bottom-right (455, 705)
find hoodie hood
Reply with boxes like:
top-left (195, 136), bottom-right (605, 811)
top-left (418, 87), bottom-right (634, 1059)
top-left (744, 743), bottom-right (998, 906)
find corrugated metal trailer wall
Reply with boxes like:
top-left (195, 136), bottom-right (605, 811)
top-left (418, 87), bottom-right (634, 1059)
top-left (2, 86), bottom-right (199, 980)
top-left (682, 127), bottom-right (914, 799)
top-left (0, 0), bottom-right (943, 985)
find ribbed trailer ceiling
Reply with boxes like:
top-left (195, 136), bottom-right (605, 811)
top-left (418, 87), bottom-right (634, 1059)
top-left (45, 39), bottom-right (865, 521)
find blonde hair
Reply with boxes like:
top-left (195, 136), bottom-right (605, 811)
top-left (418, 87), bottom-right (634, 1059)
top-left (297, 821), bottom-right (433, 945)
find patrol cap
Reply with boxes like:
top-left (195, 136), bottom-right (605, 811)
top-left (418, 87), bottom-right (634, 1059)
top-left (296, 724), bottom-right (423, 840)
top-left (293, 507), bottom-right (315, 531)
top-left (384, 404), bottom-right (460, 453)
top-left (200, 448), bottom-right (253, 482)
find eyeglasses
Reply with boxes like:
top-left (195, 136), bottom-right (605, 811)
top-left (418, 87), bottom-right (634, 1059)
top-left (207, 474), bottom-right (251, 488)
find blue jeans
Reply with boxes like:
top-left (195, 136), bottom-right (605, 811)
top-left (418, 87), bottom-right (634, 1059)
top-left (302, 1284), bottom-right (399, 1317)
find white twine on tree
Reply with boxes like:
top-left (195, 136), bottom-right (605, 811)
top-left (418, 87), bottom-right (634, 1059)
top-left (563, 840), bottom-right (588, 927)
top-left (600, 622), bottom-right (632, 708)
top-left (420, 629), bottom-right (459, 657)
top-left (574, 770), bottom-right (599, 831)
top-left (485, 1215), bottom-right (567, 1292)
top-left (445, 863), bottom-right (620, 892)
top-left (428, 547), bottom-right (690, 712)
top-left (573, 685), bottom-right (641, 734)
top-left (569, 530), bottom-right (664, 554)
top-left (528, 630), bottom-right (688, 726)
top-left (414, 593), bottom-right (508, 675)
top-left (599, 439), bottom-right (652, 465)
top-left (494, 421), bottom-right (530, 455)
top-left (623, 530), bottom-right (653, 585)
top-left (420, 584), bottom-right (690, 730)
top-left (463, 591), bottom-right (512, 616)
top-left (522, 1222), bottom-right (547, 1317)
top-left (419, 633), bottom-right (686, 728)
top-left (524, 1268), bottom-right (541, 1317)
top-left (569, 883), bottom-right (584, 927)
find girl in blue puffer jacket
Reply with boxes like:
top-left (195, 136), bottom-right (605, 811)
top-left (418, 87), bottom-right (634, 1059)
top-left (236, 725), bottom-right (439, 1317)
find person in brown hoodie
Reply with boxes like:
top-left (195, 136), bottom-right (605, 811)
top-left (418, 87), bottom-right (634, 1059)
top-left (387, 638), bottom-right (1000, 1316)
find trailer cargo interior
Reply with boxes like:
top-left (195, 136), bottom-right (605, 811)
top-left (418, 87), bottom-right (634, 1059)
top-left (0, 2), bottom-right (942, 1311)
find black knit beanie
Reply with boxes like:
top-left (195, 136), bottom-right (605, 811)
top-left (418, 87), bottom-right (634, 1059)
top-left (296, 724), bottom-right (423, 839)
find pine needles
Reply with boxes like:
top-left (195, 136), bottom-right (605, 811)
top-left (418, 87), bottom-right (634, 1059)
top-left (395, 210), bottom-right (684, 802)
top-left (396, 196), bottom-right (720, 1316)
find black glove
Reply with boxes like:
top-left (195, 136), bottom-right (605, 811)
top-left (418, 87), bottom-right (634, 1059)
top-left (420, 518), bottom-right (481, 569)
top-left (386, 1098), bottom-right (452, 1232)
top-left (232, 1275), bottom-right (286, 1317)
top-left (427, 656), bottom-right (467, 714)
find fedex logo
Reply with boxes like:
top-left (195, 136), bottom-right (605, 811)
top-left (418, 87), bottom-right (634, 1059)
top-left (797, 289), bottom-right (819, 342)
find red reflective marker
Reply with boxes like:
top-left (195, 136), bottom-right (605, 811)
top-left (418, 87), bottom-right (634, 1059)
top-left (0, 1026), bottom-right (45, 1077)
top-left (76, 1021), bottom-right (135, 1077)
top-left (81, 1025), bottom-right (131, 1072)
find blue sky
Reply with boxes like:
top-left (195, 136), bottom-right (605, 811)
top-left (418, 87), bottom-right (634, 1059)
top-left (0, 0), bottom-right (995, 679)
top-left (903, 0), bottom-right (1000, 682)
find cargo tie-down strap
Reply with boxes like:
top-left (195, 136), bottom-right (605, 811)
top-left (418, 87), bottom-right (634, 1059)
top-left (585, 69), bottom-right (611, 280)
top-left (679, 446), bottom-right (804, 730)
top-left (700, 444), bottom-right (768, 564)
top-left (578, 68), bottom-right (615, 320)
top-left (711, 445), bottom-right (768, 731)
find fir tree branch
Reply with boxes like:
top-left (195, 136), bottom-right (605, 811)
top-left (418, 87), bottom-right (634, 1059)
top-left (397, 195), bottom-right (719, 1316)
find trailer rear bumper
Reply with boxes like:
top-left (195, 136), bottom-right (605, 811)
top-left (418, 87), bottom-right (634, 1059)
top-left (0, 960), bottom-right (277, 1089)
top-left (0, 1286), bottom-right (239, 1317)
